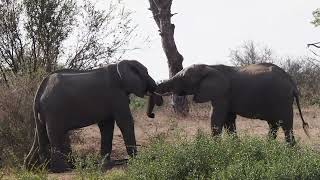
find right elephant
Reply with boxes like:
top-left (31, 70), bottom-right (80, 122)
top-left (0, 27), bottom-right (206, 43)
top-left (148, 63), bottom-right (309, 145)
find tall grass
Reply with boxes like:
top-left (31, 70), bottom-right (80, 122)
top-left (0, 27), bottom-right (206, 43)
top-left (0, 74), bottom-right (41, 167)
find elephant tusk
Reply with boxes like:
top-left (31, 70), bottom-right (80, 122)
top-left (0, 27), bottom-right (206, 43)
top-left (154, 92), bottom-right (172, 96)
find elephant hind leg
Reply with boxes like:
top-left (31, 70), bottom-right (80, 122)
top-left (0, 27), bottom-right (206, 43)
top-left (37, 122), bottom-right (50, 164)
top-left (61, 133), bottom-right (74, 169)
top-left (280, 109), bottom-right (295, 146)
top-left (224, 113), bottom-right (237, 134)
top-left (25, 121), bottom-right (50, 170)
top-left (282, 125), bottom-right (295, 146)
top-left (47, 127), bottom-right (71, 173)
top-left (267, 121), bottom-right (279, 140)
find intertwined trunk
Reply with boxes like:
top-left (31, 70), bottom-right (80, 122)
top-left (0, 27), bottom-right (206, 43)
top-left (148, 0), bottom-right (189, 116)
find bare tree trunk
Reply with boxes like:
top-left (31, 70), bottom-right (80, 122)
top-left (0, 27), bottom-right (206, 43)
top-left (0, 65), bottom-right (9, 87)
top-left (148, 0), bottom-right (189, 116)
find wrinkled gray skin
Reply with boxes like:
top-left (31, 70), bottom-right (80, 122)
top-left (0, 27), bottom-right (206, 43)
top-left (24, 60), bottom-right (158, 173)
top-left (150, 63), bottom-right (309, 145)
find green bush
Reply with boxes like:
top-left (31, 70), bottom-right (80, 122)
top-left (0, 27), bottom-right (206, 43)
top-left (127, 132), bottom-right (320, 180)
top-left (106, 170), bottom-right (130, 180)
top-left (129, 96), bottom-right (146, 110)
top-left (73, 153), bottom-right (104, 179)
top-left (72, 153), bottom-right (129, 180)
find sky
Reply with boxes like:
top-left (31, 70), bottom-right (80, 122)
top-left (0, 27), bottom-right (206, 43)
top-left (104, 0), bottom-right (320, 80)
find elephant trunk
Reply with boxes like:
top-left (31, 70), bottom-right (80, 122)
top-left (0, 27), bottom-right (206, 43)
top-left (155, 79), bottom-right (175, 95)
top-left (145, 75), bottom-right (157, 93)
top-left (146, 93), bottom-right (163, 118)
top-left (146, 78), bottom-right (176, 118)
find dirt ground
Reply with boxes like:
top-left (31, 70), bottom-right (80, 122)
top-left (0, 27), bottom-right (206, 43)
top-left (50, 99), bottom-right (320, 179)
top-left (73, 101), bottom-right (320, 156)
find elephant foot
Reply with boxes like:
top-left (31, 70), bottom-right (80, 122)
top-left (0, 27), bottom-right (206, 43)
top-left (101, 159), bottom-right (114, 171)
top-left (101, 154), bottom-right (114, 171)
top-left (101, 159), bottom-right (128, 171)
top-left (127, 147), bottom-right (138, 158)
top-left (50, 151), bottom-right (73, 173)
top-left (50, 166), bottom-right (72, 173)
top-left (286, 139), bottom-right (296, 147)
top-left (50, 158), bottom-right (72, 173)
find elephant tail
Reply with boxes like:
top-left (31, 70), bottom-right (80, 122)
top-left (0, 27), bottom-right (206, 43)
top-left (294, 91), bottom-right (310, 138)
top-left (34, 76), bottom-right (50, 124)
top-left (25, 77), bottom-right (50, 170)
top-left (33, 76), bottom-right (50, 145)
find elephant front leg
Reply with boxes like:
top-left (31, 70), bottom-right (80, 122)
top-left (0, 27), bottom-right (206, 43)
top-left (210, 103), bottom-right (229, 136)
top-left (114, 107), bottom-right (137, 158)
top-left (98, 119), bottom-right (115, 168)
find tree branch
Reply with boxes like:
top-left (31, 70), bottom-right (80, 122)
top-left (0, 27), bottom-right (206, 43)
top-left (307, 42), bottom-right (320, 48)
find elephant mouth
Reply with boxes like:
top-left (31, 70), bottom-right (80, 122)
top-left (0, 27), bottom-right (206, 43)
top-left (178, 90), bottom-right (187, 96)
top-left (154, 91), bottom-right (186, 96)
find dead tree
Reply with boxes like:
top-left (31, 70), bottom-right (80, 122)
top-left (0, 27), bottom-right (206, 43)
top-left (148, 0), bottom-right (189, 116)
top-left (307, 42), bottom-right (320, 67)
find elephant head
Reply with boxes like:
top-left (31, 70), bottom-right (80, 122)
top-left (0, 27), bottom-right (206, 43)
top-left (117, 60), bottom-right (157, 97)
top-left (116, 60), bottom-right (163, 118)
top-left (155, 64), bottom-right (231, 103)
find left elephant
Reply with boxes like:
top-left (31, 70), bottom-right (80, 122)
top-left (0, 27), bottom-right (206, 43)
top-left (24, 60), bottom-right (158, 173)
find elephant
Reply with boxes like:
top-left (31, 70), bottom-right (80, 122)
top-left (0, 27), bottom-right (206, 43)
top-left (24, 60), bottom-right (160, 173)
top-left (148, 63), bottom-right (309, 145)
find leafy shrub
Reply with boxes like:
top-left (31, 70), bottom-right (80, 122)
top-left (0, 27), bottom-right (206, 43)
top-left (106, 170), bottom-right (130, 180)
top-left (127, 132), bottom-right (320, 180)
top-left (73, 153), bottom-right (103, 179)
top-left (129, 96), bottom-right (146, 110)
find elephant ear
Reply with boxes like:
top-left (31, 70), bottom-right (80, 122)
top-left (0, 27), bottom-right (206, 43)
top-left (193, 67), bottom-right (229, 103)
top-left (117, 60), bottom-right (147, 97)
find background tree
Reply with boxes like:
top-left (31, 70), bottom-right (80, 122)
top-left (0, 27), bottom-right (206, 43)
top-left (229, 41), bottom-right (274, 66)
top-left (64, 0), bottom-right (137, 69)
top-left (0, 0), bottom-right (138, 83)
top-left (311, 8), bottom-right (320, 27)
top-left (307, 8), bottom-right (320, 67)
top-left (24, 0), bottom-right (77, 73)
top-left (0, 0), bottom-right (24, 84)
top-left (148, 0), bottom-right (189, 116)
